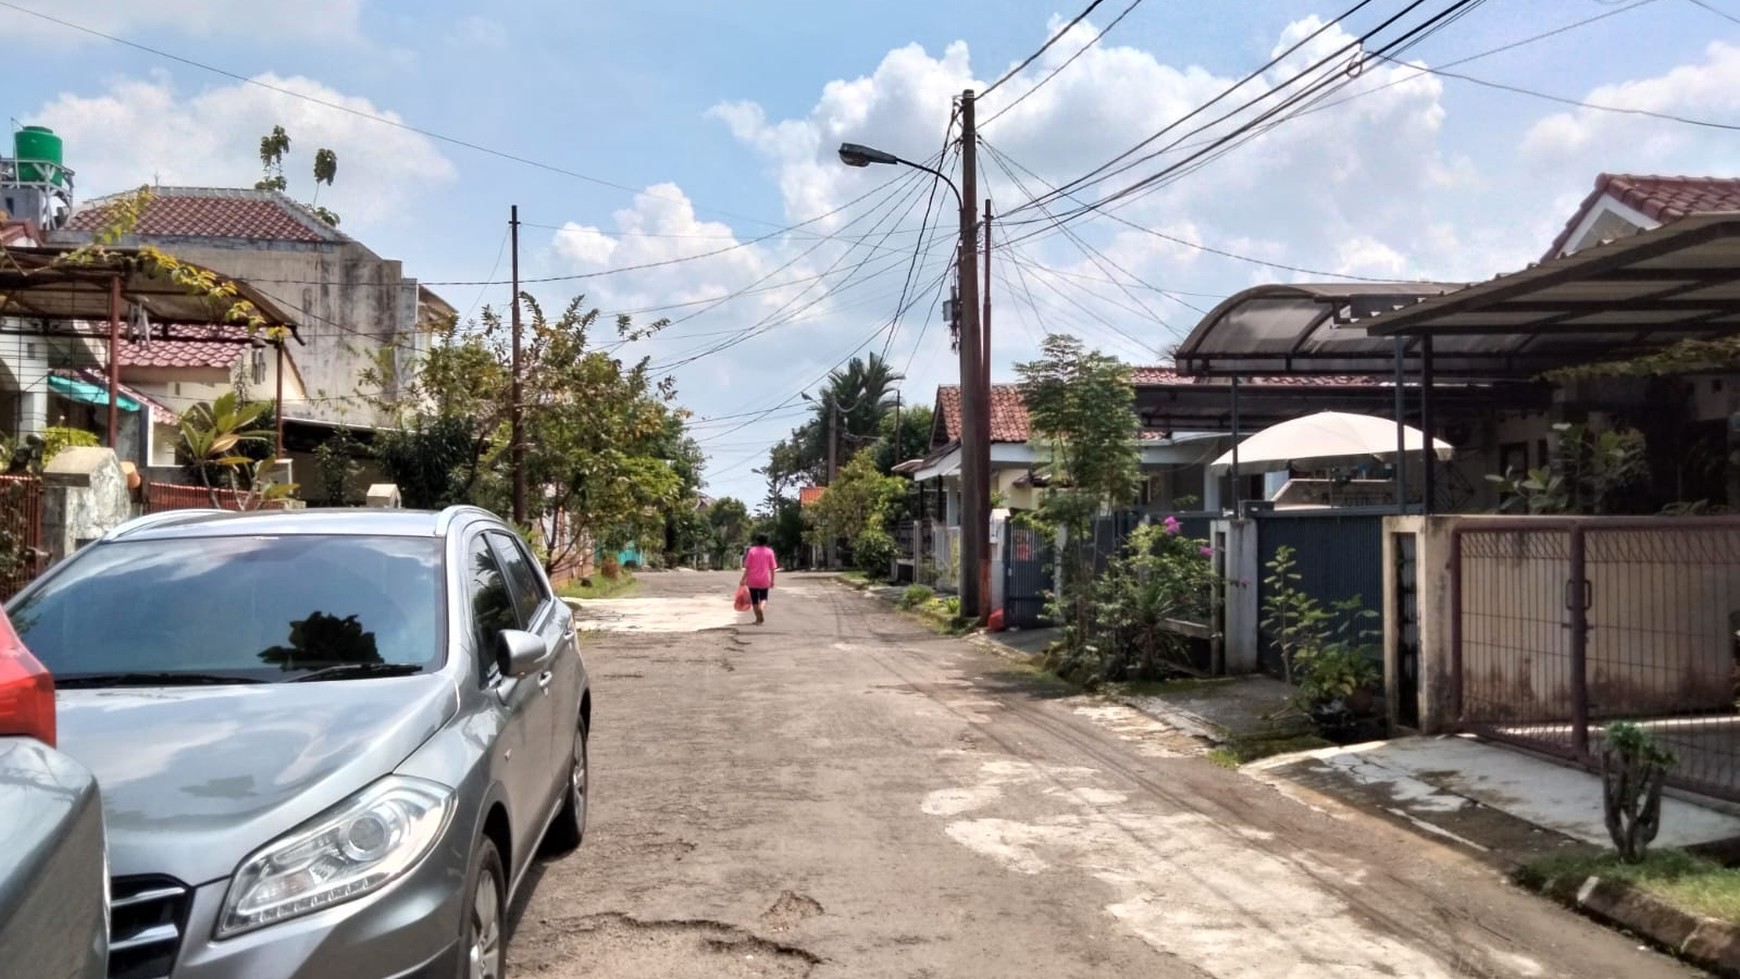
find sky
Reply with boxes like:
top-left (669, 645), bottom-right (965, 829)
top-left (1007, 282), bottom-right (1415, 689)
top-left (4, 0), bottom-right (1740, 504)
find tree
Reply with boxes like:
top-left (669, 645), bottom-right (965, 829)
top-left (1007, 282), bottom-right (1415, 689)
top-left (256, 125), bottom-right (341, 227)
top-left (873, 403), bottom-right (932, 474)
top-left (1017, 334), bottom-right (1141, 665)
top-left (707, 497), bottom-right (752, 567)
top-left (758, 353), bottom-right (905, 500)
top-left (367, 294), bottom-right (689, 576)
top-left (808, 448), bottom-right (908, 578)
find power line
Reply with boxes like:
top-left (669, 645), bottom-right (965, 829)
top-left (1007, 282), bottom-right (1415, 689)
top-left (1010, 0), bottom-right (1383, 214)
top-left (1685, 0), bottom-right (1740, 25)
top-left (982, 0), bottom-right (1108, 97)
top-left (981, 0), bottom-right (1148, 128)
top-left (1017, 0), bottom-right (1484, 226)
top-left (1375, 56), bottom-right (1740, 131)
top-left (0, 1), bottom-right (792, 233)
top-left (881, 120), bottom-right (961, 362)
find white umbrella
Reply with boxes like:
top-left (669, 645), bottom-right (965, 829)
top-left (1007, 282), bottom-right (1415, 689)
top-left (1208, 410), bottom-right (1453, 475)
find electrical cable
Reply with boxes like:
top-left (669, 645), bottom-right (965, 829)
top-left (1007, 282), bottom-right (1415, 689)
top-left (0, 0), bottom-right (795, 232)
top-left (981, 0), bottom-right (1108, 98)
top-left (981, 0), bottom-right (1149, 128)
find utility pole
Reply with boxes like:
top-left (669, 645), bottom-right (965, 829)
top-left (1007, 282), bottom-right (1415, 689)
top-left (510, 205), bottom-right (526, 527)
top-left (828, 399), bottom-right (843, 568)
top-left (980, 197), bottom-right (994, 618)
top-left (956, 89), bottom-right (988, 623)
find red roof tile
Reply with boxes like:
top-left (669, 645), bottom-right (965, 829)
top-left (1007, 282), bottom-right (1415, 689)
top-left (798, 486), bottom-right (826, 506)
top-left (937, 384), bottom-right (1031, 443)
top-left (65, 187), bottom-right (343, 243)
top-left (118, 325), bottom-right (253, 370)
top-left (1545, 173), bottom-right (1740, 260)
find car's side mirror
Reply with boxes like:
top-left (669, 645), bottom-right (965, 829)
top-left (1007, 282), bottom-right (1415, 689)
top-left (496, 630), bottom-right (549, 679)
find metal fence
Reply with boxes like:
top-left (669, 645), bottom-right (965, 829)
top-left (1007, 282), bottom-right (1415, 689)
top-left (144, 481), bottom-right (290, 514)
top-left (1251, 507), bottom-right (1389, 676)
top-left (0, 475), bottom-right (44, 600)
top-left (1452, 517), bottom-right (1740, 803)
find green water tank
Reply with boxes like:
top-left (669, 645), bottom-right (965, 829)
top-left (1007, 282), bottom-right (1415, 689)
top-left (14, 126), bottom-right (64, 185)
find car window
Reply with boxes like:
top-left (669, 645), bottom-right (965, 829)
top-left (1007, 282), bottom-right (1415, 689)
top-left (488, 532), bottom-right (548, 629)
top-left (467, 535), bottom-right (518, 684)
top-left (10, 535), bottom-right (441, 680)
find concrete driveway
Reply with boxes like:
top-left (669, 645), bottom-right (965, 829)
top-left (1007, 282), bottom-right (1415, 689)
top-left (511, 571), bottom-right (1703, 978)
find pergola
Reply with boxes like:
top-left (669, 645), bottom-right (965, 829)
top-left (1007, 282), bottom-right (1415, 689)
top-left (0, 244), bottom-right (301, 452)
top-left (1359, 212), bottom-right (1740, 511)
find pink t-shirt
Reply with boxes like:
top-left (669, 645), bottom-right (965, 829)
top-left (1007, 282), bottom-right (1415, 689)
top-left (742, 546), bottom-right (777, 589)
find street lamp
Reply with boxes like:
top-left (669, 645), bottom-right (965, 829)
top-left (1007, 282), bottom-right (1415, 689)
top-left (836, 119), bottom-right (987, 623)
top-left (837, 143), bottom-right (962, 209)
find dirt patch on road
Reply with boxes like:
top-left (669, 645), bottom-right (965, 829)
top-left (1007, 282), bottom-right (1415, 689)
top-left (760, 890), bottom-right (825, 933)
top-left (511, 912), bottom-right (820, 978)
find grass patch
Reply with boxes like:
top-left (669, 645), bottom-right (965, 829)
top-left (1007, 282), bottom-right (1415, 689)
top-left (1204, 729), bottom-right (1333, 768)
top-left (559, 573), bottom-right (639, 601)
top-left (840, 571), bottom-right (871, 586)
top-left (1518, 848), bottom-right (1740, 923)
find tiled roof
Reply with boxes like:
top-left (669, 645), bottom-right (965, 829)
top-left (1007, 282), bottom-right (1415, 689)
top-left (937, 384), bottom-right (1031, 443)
top-left (798, 486), bottom-right (826, 506)
top-left (64, 187), bottom-right (347, 243)
top-left (1545, 173), bottom-right (1740, 260)
top-left (118, 325), bottom-right (252, 370)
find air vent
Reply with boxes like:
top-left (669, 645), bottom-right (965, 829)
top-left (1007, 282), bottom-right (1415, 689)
top-left (108, 875), bottom-right (191, 979)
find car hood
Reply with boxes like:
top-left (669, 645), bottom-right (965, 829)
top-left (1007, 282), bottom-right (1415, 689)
top-left (56, 675), bottom-right (456, 885)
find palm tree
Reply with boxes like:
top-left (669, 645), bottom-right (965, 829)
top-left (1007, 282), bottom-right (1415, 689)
top-left (818, 354), bottom-right (902, 457)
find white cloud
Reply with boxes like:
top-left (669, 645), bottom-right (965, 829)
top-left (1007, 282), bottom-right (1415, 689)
top-left (34, 72), bottom-right (457, 230)
top-left (1522, 40), bottom-right (1740, 164)
top-left (2, 0), bottom-right (365, 46)
top-left (588, 15), bottom-right (1740, 502)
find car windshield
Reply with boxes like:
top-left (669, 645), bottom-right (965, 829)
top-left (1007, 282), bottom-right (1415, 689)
top-left (9, 534), bottom-right (443, 683)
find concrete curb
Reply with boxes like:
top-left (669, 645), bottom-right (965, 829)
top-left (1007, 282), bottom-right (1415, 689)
top-left (1531, 872), bottom-right (1740, 976)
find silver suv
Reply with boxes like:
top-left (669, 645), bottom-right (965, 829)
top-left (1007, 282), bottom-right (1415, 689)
top-left (8, 506), bottom-right (592, 979)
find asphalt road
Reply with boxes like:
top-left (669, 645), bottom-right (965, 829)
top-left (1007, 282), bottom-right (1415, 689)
top-left (506, 571), bottom-right (1704, 978)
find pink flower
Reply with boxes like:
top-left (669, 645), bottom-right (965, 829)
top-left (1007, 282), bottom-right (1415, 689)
top-left (1163, 515), bottom-right (1181, 535)
top-left (1199, 546), bottom-right (1215, 557)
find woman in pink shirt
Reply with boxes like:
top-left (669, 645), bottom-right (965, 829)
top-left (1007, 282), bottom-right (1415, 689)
top-left (740, 533), bottom-right (778, 625)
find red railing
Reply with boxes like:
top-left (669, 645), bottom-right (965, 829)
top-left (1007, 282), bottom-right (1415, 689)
top-left (144, 481), bottom-right (291, 514)
top-left (0, 475), bottom-right (45, 599)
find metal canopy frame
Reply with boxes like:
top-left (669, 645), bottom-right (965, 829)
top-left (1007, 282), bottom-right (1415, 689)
top-left (0, 245), bottom-right (300, 333)
top-left (0, 245), bottom-right (303, 450)
top-left (1173, 282), bottom-right (1480, 377)
top-left (1362, 211), bottom-right (1740, 353)
top-left (1132, 377), bottom-right (1550, 434)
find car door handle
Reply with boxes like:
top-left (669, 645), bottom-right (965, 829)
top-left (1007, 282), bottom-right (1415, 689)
top-left (538, 670), bottom-right (554, 691)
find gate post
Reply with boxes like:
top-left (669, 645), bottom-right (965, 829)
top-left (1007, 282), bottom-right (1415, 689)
top-left (1449, 526), bottom-right (1463, 725)
top-left (1568, 524), bottom-right (1591, 760)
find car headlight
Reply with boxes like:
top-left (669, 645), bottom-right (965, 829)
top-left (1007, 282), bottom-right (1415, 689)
top-left (216, 775), bottom-right (454, 939)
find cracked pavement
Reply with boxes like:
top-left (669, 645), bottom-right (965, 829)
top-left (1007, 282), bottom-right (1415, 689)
top-left (506, 572), bottom-right (1706, 978)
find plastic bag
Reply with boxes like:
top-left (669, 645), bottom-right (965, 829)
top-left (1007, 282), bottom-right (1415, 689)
top-left (733, 584), bottom-right (752, 612)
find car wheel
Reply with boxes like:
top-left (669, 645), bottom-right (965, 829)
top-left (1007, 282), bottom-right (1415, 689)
top-left (463, 838), bottom-right (506, 979)
top-left (541, 718), bottom-right (588, 854)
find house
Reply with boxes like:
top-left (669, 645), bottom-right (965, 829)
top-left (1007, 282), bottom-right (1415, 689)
top-left (897, 380), bottom-right (1231, 591)
top-left (56, 186), bottom-right (456, 429)
top-left (112, 324), bottom-right (309, 481)
top-left (1545, 173), bottom-right (1740, 260)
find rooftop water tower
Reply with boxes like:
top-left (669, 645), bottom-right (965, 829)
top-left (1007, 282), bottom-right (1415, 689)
top-left (1, 125), bottom-right (75, 231)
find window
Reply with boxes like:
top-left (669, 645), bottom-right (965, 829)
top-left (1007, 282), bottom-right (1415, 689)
top-left (13, 535), bottom-right (441, 680)
top-left (467, 535), bottom-right (518, 682)
top-left (489, 532), bottom-right (548, 629)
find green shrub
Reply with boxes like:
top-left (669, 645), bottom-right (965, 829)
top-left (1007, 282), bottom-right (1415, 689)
top-left (899, 584), bottom-right (934, 609)
top-left (853, 526), bottom-right (898, 579)
top-left (41, 426), bottom-right (98, 464)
